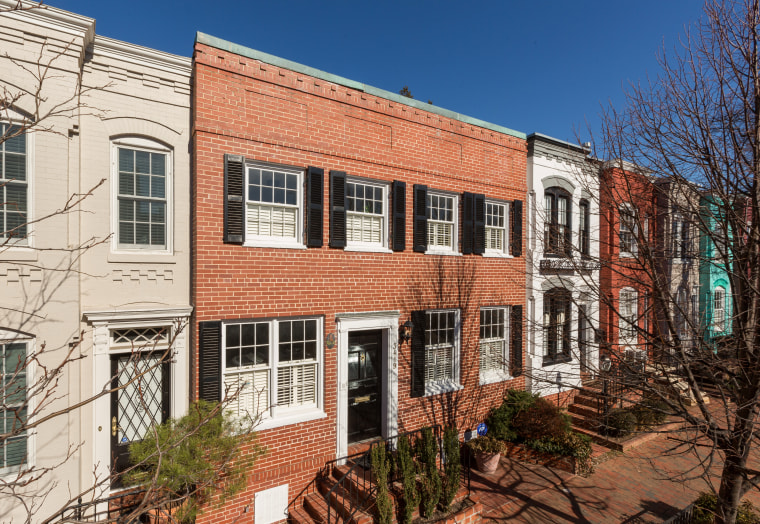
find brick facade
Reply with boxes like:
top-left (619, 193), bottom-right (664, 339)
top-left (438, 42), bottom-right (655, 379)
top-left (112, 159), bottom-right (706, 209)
top-left (192, 36), bottom-right (527, 523)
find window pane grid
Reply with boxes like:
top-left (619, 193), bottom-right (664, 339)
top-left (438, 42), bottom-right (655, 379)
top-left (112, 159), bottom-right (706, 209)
top-left (543, 291), bottom-right (570, 360)
top-left (713, 288), bottom-right (725, 331)
top-left (427, 194), bottom-right (455, 250)
top-left (620, 206), bottom-right (637, 255)
top-left (486, 202), bottom-right (506, 252)
top-left (245, 166), bottom-right (300, 242)
top-left (1, 124), bottom-right (27, 241)
top-left (117, 147), bottom-right (167, 248)
top-left (619, 289), bottom-right (638, 345)
top-left (480, 307), bottom-right (508, 375)
top-left (425, 311), bottom-right (456, 386)
top-left (2, 342), bottom-right (27, 472)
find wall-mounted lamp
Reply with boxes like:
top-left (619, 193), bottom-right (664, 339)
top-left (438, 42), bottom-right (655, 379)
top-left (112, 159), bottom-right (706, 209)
top-left (399, 320), bottom-right (414, 344)
top-left (600, 355), bottom-right (612, 373)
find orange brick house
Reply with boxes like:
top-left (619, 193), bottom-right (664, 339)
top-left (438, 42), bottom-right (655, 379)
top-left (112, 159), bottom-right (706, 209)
top-left (192, 33), bottom-right (528, 523)
top-left (599, 162), bottom-right (657, 364)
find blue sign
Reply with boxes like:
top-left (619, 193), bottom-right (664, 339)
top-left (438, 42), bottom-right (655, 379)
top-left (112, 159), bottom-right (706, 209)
top-left (477, 423), bottom-right (487, 436)
top-left (121, 437), bottom-right (128, 443)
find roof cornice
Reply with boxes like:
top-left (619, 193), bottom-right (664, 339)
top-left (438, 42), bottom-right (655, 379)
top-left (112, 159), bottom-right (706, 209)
top-left (0, 0), bottom-right (94, 46)
top-left (195, 31), bottom-right (526, 140)
top-left (92, 35), bottom-right (191, 78)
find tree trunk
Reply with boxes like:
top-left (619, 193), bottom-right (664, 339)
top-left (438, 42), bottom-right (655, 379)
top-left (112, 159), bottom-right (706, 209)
top-left (717, 454), bottom-right (746, 524)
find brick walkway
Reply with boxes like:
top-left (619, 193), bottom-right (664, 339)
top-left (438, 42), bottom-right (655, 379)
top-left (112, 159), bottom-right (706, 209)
top-left (470, 431), bottom-right (760, 523)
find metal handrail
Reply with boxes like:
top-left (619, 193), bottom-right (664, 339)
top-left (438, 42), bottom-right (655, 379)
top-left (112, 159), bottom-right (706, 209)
top-left (57, 488), bottom-right (187, 523)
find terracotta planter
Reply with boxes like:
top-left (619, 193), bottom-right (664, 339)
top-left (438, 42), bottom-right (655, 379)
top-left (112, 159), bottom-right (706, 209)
top-left (475, 452), bottom-right (501, 473)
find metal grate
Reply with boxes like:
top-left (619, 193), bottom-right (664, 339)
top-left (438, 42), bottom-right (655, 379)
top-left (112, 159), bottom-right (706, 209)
top-left (111, 327), bottom-right (168, 346)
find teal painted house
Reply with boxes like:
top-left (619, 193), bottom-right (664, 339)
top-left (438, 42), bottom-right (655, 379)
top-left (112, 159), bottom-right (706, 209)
top-left (699, 195), bottom-right (733, 345)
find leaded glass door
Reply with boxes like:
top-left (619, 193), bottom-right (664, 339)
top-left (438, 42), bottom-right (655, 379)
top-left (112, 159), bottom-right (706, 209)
top-left (110, 352), bottom-right (170, 485)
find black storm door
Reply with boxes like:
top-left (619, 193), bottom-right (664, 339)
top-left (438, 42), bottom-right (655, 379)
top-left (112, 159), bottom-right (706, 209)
top-left (347, 330), bottom-right (382, 443)
top-left (110, 352), bottom-right (170, 486)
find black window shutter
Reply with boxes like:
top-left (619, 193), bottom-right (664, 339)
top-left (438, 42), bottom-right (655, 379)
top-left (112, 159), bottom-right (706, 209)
top-left (198, 321), bottom-right (222, 403)
top-left (413, 185), bottom-right (428, 253)
top-left (462, 192), bottom-right (474, 254)
top-left (223, 154), bottom-right (244, 244)
top-left (329, 171), bottom-right (347, 248)
top-left (392, 180), bottom-right (406, 252)
top-left (474, 193), bottom-right (486, 254)
top-left (510, 305), bottom-right (523, 377)
top-left (306, 166), bottom-right (324, 247)
top-left (410, 310), bottom-right (427, 397)
top-left (511, 200), bottom-right (523, 257)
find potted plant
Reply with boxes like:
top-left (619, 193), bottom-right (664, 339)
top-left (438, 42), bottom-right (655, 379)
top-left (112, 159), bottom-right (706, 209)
top-left (466, 436), bottom-right (506, 474)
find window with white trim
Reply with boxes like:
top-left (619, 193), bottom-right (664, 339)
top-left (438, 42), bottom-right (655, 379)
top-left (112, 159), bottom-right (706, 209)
top-left (426, 192), bottom-right (457, 252)
top-left (116, 145), bottom-right (168, 250)
top-left (1, 341), bottom-right (27, 473)
top-left (480, 306), bottom-right (510, 382)
top-left (1, 124), bottom-right (28, 244)
top-left (619, 204), bottom-right (638, 256)
top-left (619, 288), bottom-right (638, 346)
top-left (424, 310), bottom-right (460, 392)
top-left (485, 201), bottom-right (509, 255)
top-left (346, 179), bottom-right (388, 248)
top-left (245, 164), bottom-right (303, 246)
top-left (543, 288), bottom-right (571, 364)
top-left (713, 287), bottom-right (726, 332)
top-left (222, 317), bottom-right (321, 422)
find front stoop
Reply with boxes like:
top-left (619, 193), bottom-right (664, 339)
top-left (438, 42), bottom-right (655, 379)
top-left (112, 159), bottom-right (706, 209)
top-left (289, 460), bottom-right (480, 524)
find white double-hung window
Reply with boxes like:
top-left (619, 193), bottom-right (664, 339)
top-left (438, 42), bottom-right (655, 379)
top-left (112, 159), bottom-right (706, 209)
top-left (619, 288), bottom-right (638, 347)
top-left (424, 309), bottom-right (460, 394)
top-left (222, 317), bottom-right (322, 429)
top-left (1, 340), bottom-right (27, 474)
top-left (346, 179), bottom-right (388, 249)
top-left (713, 287), bottom-right (726, 333)
top-left (619, 204), bottom-right (638, 257)
top-left (485, 201), bottom-right (509, 255)
top-left (426, 192), bottom-right (457, 252)
top-left (1, 124), bottom-right (29, 244)
top-left (480, 306), bottom-right (510, 383)
top-left (245, 163), bottom-right (303, 247)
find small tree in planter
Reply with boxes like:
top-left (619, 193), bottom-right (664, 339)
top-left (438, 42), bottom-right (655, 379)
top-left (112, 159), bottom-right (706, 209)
top-left (440, 426), bottom-right (461, 512)
top-left (396, 435), bottom-right (420, 524)
top-left (415, 427), bottom-right (441, 518)
top-left (125, 400), bottom-right (264, 523)
top-left (370, 444), bottom-right (393, 524)
top-left (466, 436), bottom-right (506, 474)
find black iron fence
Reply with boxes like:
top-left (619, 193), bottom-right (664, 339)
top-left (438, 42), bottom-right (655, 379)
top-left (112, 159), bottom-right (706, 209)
top-left (56, 489), bottom-right (187, 523)
top-left (662, 502), bottom-right (695, 524)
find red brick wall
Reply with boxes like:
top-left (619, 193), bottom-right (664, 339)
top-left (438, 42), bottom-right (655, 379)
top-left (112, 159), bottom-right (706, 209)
top-left (599, 166), bottom-right (656, 358)
top-left (193, 42), bottom-right (527, 523)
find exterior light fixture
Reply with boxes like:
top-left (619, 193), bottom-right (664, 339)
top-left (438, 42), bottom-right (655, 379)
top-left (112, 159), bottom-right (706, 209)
top-left (400, 320), bottom-right (414, 343)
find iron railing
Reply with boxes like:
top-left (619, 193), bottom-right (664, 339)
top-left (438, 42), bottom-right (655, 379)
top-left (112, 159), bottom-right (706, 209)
top-left (289, 424), bottom-right (470, 524)
top-left (56, 489), bottom-right (187, 523)
top-left (662, 502), bottom-right (695, 524)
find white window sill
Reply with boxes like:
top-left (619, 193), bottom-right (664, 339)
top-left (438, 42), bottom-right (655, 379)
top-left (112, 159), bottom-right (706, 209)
top-left (243, 240), bottom-right (307, 250)
top-left (252, 408), bottom-right (327, 432)
top-left (482, 251), bottom-right (512, 259)
top-left (479, 371), bottom-right (512, 386)
top-left (0, 246), bottom-right (37, 262)
top-left (424, 249), bottom-right (461, 257)
top-left (425, 381), bottom-right (463, 397)
top-left (344, 245), bottom-right (392, 254)
top-left (619, 252), bottom-right (637, 259)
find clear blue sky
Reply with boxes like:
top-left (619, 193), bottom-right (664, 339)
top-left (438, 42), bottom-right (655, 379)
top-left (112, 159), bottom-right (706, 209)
top-left (52, 0), bottom-right (704, 143)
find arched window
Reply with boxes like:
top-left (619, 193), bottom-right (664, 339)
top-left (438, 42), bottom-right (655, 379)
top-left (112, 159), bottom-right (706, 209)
top-left (543, 287), bottom-right (571, 364)
top-left (713, 287), bottom-right (726, 332)
top-left (619, 287), bottom-right (638, 346)
top-left (544, 187), bottom-right (572, 256)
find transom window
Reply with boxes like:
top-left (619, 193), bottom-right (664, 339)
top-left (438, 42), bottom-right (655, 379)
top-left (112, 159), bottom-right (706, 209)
top-left (223, 318), bottom-right (320, 421)
top-left (485, 201), bottom-right (509, 254)
top-left (117, 147), bottom-right (167, 249)
top-left (111, 327), bottom-right (169, 346)
top-left (246, 164), bottom-right (302, 244)
top-left (543, 288), bottom-right (571, 364)
top-left (1, 341), bottom-right (27, 473)
top-left (424, 310), bottom-right (459, 391)
top-left (426, 193), bottom-right (457, 251)
top-left (619, 288), bottom-right (638, 346)
top-left (480, 307), bottom-right (509, 381)
top-left (544, 187), bottom-right (571, 256)
top-left (1, 124), bottom-right (27, 243)
top-left (346, 180), bottom-right (387, 247)
top-left (619, 204), bottom-right (638, 256)
top-left (713, 287), bottom-right (726, 332)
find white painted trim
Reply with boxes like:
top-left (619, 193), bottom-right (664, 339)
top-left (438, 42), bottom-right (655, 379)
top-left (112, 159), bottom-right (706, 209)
top-left (424, 191), bottom-right (459, 254)
top-left (83, 307), bottom-right (193, 324)
top-left (0, 336), bottom-right (35, 479)
top-left (92, 36), bottom-right (191, 78)
top-left (0, 1), bottom-right (95, 44)
top-left (335, 311), bottom-right (399, 460)
top-left (423, 308), bottom-right (461, 397)
top-left (344, 176), bottom-right (390, 251)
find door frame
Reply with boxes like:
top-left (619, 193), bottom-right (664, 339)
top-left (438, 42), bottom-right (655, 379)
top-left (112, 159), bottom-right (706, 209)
top-left (335, 311), bottom-right (399, 460)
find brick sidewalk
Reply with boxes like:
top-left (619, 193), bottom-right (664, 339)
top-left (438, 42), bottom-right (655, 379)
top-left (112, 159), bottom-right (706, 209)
top-left (470, 431), bottom-right (760, 523)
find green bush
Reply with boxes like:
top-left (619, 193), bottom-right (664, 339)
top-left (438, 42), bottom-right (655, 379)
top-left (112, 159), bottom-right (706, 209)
top-left (526, 431), bottom-right (593, 475)
top-left (440, 427), bottom-right (461, 512)
top-left (602, 408), bottom-right (637, 438)
top-left (512, 397), bottom-right (570, 441)
top-left (693, 492), bottom-right (760, 524)
top-left (466, 436), bottom-right (506, 455)
top-left (415, 427), bottom-right (441, 519)
top-left (396, 435), bottom-right (419, 524)
top-left (125, 400), bottom-right (263, 523)
top-left (633, 397), bottom-right (669, 428)
top-left (486, 389), bottom-right (538, 442)
top-left (370, 445), bottom-right (393, 524)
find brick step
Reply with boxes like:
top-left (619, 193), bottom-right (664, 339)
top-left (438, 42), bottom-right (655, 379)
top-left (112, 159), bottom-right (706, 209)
top-left (572, 392), bottom-right (604, 409)
top-left (332, 463), bottom-right (374, 502)
top-left (289, 504), bottom-right (318, 524)
top-left (303, 492), bottom-right (339, 524)
top-left (570, 413), bottom-right (601, 431)
top-left (567, 403), bottom-right (602, 420)
top-left (319, 479), bottom-right (374, 524)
